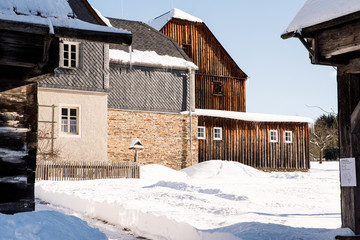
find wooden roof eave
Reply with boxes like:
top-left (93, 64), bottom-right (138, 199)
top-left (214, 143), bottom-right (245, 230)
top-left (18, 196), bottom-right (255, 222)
top-left (201, 22), bottom-right (248, 79)
top-left (54, 26), bottom-right (132, 45)
top-left (81, 0), bottom-right (107, 26)
top-left (281, 11), bottom-right (360, 40)
top-left (0, 19), bottom-right (132, 46)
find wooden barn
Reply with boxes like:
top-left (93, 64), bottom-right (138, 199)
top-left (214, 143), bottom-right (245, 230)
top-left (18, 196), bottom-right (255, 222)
top-left (0, 0), bottom-right (131, 214)
top-left (194, 110), bottom-right (311, 170)
top-left (149, 8), bottom-right (313, 171)
top-left (282, 0), bottom-right (360, 234)
top-left (149, 8), bottom-right (247, 112)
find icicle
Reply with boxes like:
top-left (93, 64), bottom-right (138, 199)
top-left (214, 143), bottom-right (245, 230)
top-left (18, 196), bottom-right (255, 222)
top-left (129, 45), bottom-right (133, 69)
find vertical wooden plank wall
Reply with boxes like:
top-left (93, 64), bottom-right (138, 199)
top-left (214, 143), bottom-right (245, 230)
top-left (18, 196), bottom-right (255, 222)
top-left (198, 116), bottom-right (310, 170)
top-left (160, 20), bottom-right (247, 112)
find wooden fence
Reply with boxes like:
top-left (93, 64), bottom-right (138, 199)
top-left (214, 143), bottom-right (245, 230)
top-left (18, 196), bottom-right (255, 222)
top-left (36, 161), bottom-right (140, 181)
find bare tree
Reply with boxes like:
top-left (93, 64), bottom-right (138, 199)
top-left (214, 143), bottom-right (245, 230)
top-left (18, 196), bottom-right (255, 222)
top-left (310, 114), bottom-right (338, 164)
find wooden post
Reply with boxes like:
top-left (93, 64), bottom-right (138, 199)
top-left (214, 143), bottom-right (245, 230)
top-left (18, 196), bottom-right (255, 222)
top-left (338, 71), bottom-right (360, 234)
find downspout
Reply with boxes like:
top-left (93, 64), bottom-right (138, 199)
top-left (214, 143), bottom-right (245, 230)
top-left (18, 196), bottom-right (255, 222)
top-left (189, 68), bottom-right (196, 166)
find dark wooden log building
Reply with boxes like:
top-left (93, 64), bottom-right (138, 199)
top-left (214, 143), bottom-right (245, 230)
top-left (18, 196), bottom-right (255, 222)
top-left (0, 0), bottom-right (131, 214)
top-left (282, 0), bottom-right (360, 234)
top-left (150, 9), bottom-right (312, 170)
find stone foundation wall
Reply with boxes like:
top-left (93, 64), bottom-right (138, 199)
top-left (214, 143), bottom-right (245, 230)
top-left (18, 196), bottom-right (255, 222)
top-left (108, 110), bottom-right (198, 170)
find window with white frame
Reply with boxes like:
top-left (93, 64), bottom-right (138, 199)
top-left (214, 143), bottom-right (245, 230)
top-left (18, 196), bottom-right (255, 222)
top-left (61, 107), bottom-right (79, 135)
top-left (198, 126), bottom-right (206, 140)
top-left (285, 131), bottom-right (293, 143)
top-left (270, 130), bottom-right (278, 143)
top-left (61, 41), bottom-right (79, 68)
top-left (213, 127), bottom-right (222, 140)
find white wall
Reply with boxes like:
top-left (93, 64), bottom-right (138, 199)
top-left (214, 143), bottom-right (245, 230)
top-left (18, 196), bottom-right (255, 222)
top-left (38, 88), bottom-right (108, 162)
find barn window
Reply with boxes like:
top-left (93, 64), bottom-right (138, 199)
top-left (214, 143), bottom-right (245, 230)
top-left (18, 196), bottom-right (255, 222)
top-left (285, 131), bottom-right (293, 143)
top-left (198, 126), bottom-right (206, 140)
top-left (182, 44), bottom-right (192, 59)
top-left (270, 130), bottom-right (278, 143)
top-left (60, 41), bottom-right (79, 68)
top-left (214, 127), bottom-right (222, 140)
top-left (213, 81), bottom-right (223, 96)
top-left (60, 106), bottom-right (80, 136)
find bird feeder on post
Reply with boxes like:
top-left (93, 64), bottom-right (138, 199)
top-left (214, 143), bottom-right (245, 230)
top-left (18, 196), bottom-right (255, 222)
top-left (129, 138), bottom-right (144, 163)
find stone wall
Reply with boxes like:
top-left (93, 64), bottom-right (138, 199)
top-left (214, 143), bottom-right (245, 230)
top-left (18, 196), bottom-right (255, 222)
top-left (108, 110), bottom-right (198, 170)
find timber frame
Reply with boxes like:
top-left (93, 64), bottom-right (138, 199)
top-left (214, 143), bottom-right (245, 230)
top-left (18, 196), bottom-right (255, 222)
top-left (282, 9), bottom-right (360, 234)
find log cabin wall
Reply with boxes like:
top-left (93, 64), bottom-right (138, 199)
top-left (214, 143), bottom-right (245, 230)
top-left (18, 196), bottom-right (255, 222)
top-left (198, 116), bottom-right (310, 170)
top-left (160, 19), bottom-right (247, 112)
top-left (0, 81), bottom-right (37, 213)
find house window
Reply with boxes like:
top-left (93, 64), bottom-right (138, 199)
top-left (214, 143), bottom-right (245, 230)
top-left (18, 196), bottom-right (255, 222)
top-left (285, 131), bottom-right (293, 143)
top-left (61, 42), bottom-right (79, 68)
top-left (270, 130), bottom-right (278, 143)
top-left (213, 81), bottom-right (223, 96)
top-left (61, 107), bottom-right (79, 134)
top-left (198, 126), bottom-right (206, 140)
top-left (214, 127), bottom-right (222, 140)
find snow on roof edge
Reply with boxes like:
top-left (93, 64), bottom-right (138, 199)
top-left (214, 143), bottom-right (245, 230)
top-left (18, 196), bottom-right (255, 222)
top-left (148, 8), bottom-right (203, 31)
top-left (93, 8), bottom-right (112, 27)
top-left (283, 0), bottom-right (360, 35)
top-left (182, 109), bottom-right (314, 125)
top-left (109, 49), bottom-right (198, 70)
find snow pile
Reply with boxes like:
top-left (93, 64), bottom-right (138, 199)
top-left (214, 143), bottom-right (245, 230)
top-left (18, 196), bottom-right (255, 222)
top-left (0, 0), bottom-right (129, 35)
top-left (186, 109), bottom-right (314, 124)
top-left (284, 0), bottom-right (360, 34)
top-left (110, 49), bottom-right (198, 70)
top-left (36, 161), bottom-right (353, 240)
top-left (148, 8), bottom-right (203, 31)
top-left (0, 211), bottom-right (107, 240)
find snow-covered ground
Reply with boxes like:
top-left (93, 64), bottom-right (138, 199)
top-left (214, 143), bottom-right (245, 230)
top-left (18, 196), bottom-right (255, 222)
top-left (0, 210), bottom-right (108, 240)
top-left (34, 160), bottom-right (354, 240)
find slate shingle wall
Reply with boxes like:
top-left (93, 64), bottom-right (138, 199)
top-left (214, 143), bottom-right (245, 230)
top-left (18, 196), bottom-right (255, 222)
top-left (109, 64), bottom-right (190, 113)
top-left (39, 39), bottom-right (108, 93)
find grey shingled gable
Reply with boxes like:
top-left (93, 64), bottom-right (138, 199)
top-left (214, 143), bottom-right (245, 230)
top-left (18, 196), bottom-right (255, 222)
top-left (67, 0), bottom-right (100, 25)
top-left (108, 18), bottom-right (190, 61)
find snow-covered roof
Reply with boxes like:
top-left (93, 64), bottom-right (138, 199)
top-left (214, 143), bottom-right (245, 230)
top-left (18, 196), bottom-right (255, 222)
top-left (0, 0), bottom-right (129, 35)
top-left (186, 109), bottom-right (314, 125)
top-left (109, 49), bottom-right (198, 70)
top-left (148, 8), bottom-right (203, 31)
top-left (283, 0), bottom-right (360, 35)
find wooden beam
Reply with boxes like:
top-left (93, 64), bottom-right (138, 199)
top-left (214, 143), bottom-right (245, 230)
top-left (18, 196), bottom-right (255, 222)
top-left (0, 60), bottom-right (37, 68)
top-left (325, 45), bottom-right (360, 59)
top-left (340, 58), bottom-right (360, 74)
top-left (54, 26), bottom-right (132, 45)
top-left (351, 100), bottom-right (360, 134)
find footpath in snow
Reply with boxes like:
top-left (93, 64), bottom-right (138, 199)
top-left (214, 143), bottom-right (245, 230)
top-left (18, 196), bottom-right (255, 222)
top-left (36, 161), bottom-right (354, 240)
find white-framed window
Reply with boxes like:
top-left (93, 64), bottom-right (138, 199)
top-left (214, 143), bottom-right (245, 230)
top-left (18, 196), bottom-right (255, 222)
top-left (213, 127), bottom-right (222, 141)
top-left (285, 131), bottom-right (293, 143)
top-left (270, 130), bottom-right (278, 143)
top-left (60, 41), bottom-right (79, 68)
top-left (198, 126), bottom-right (206, 140)
top-left (60, 106), bottom-right (80, 136)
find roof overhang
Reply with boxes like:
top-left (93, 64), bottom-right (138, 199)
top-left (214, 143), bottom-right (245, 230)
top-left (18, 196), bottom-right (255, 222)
top-left (281, 11), bottom-right (360, 40)
top-left (0, 18), bottom-right (132, 46)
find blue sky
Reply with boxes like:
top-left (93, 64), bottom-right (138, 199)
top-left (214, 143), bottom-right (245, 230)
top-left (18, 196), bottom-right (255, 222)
top-left (88, 0), bottom-right (337, 120)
